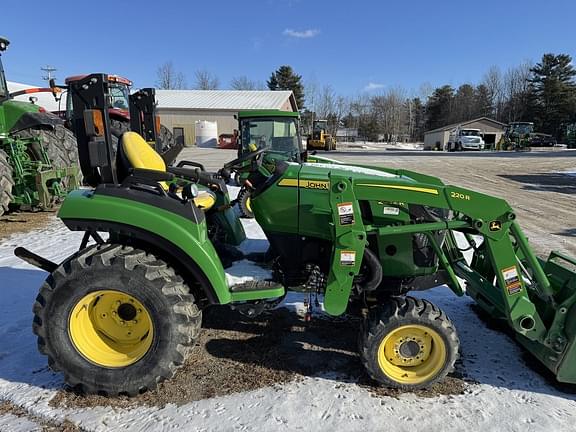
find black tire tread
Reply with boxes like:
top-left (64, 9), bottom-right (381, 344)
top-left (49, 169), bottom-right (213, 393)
top-left (0, 149), bottom-right (14, 216)
top-left (13, 124), bottom-right (79, 170)
top-left (237, 188), bottom-right (254, 218)
top-left (360, 296), bottom-right (459, 390)
top-left (33, 243), bottom-right (201, 396)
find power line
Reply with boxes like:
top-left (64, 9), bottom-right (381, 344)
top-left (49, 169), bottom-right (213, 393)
top-left (40, 65), bottom-right (57, 82)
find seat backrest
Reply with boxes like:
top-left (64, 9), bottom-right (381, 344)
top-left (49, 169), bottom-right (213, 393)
top-left (121, 131), bottom-right (166, 172)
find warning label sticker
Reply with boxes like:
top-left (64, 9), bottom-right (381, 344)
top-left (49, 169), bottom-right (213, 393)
top-left (502, 266), bottom-right (522, 295)
top-left (337, 202), bottom-right (355, 225)
top-left (383, 206), bottom-right (400, 216)
top-left (340, 250), bottom-right (356, 266)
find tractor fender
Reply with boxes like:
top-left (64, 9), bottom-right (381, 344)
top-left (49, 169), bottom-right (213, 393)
top-left (58, 189), bottom-right (232, 305)
top-left (10, 110), bottom-right (63, 134)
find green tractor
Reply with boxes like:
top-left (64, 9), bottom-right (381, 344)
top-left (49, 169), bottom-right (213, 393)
top-left (497, 121), bottom-right (534, 151)
top-left (233, 110), bottom-right (340, 218)
top-left (0, 37), bottom-right (80, 216)
top-left (16, 74), bottom-right (576, 395)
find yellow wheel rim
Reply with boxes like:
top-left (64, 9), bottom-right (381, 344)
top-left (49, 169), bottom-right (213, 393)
top-left (377, 324), bottom-right (446, 385)
top-left (69, 290), bottom-right (154, 368)
top-left (246, 196), bottom-right (252, 213)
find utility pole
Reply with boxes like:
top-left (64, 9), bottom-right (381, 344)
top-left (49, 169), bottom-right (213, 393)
top-left (41, 65), bottom-right (57, 82)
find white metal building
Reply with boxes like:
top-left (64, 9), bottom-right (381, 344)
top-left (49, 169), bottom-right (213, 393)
top-left (424, 117), bottom-right (507, 150)
top-left (156, 90), bottom-right (298, 147)
top-left (7, 81), bottom-right (63, 112)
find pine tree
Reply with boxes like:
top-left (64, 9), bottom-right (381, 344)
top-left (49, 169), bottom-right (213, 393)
top-left (529, 54), bottom-right (576, 136)
top-left (267, 65), bottom-right (305, 109)
top-left (425, 85), bottom-right (454, 130)
top-left (474, 84), bottom-right (494, 118)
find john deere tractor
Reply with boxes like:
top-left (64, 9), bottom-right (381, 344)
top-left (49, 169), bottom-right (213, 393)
top-left (16, 74), bottom-right (576, 395)
top-left (307, 119), bottom-right (336, 151)
top-left (0, 37), bottom-right (80, 217)
top-left (234, 110), bottom-right (340, 218)
top-left (497, 122), bottom-right (534, 151)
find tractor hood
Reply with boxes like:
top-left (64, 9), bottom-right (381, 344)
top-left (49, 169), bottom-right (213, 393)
top-left (0, 99), bottom-right (62, 133)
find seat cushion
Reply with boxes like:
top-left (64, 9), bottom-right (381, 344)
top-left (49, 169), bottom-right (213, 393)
top-left (120, 131), bottom-right (215, 211)
top-left (121, 132), bottom-right (166, 172)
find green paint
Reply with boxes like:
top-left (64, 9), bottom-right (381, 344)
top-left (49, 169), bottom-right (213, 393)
top-left (58, 190), bottom-right (232, 304)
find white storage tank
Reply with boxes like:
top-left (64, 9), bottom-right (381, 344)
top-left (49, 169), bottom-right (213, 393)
top-left (195, 120), bottom-right (218, 148)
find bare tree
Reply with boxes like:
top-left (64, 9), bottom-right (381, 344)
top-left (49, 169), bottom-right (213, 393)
top-left (230, 76), bottom-right (262, 90)
top-left (483, 66), bottom-right (505, 121)
top-left (156, 61), bottom-right (187, 89)
top-left (194, 69), bottom-right (220, 90)
top-left (503, 61), bottom-right (533, 122)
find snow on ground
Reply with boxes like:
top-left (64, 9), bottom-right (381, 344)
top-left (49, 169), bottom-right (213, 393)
top-left (338, 141), bottom-right (424, 151)
top-left (0, 201), bottom-right (575, 430)
top-left (562, 168), bottom-right (576, 177)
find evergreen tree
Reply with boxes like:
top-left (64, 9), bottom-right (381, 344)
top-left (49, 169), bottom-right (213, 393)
top-left (474, 84), bottom-right (494, 118)
top-left (453, 84), bottom-right (476, 122)
top-left (425, 85), bottom-right (454, 130)
top-left (529, 54), bottom-right (576, 136)
top-left (267, 65), bottom-right (305, 109)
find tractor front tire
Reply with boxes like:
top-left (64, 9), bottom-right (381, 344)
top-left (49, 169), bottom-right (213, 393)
top-left (0, 150), bottom-right (14, 216)
top-left (360, 296), bottom-right (459, 390)
top-left (237, 188), bottom-right (254, 218)
top-left (33, 244), bottom-right (202, 396)
top-left (14, 124), bottom-right (79, 170)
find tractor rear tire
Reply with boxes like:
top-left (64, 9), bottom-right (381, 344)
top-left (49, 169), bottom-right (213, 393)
top-left (159, 124), bottom-right (175, 154)
top-left (237, 188), bottom-right (254, 218)
top-left (110, 118), bottom-right (130, 138)
top-left (0, 150), bottom-right (14, 216)
top-left (360, 296), bottom-right (459, 390)
top-left (33, 243), bottom-right (202, 396)
top-left (14, 124), bottom-right (79, 170)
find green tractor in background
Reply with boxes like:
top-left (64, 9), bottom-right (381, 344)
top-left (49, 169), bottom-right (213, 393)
top-left (0, 37), bottom-right (80, 216)
top-left (497, 121), bottom-right (534, 151)
top-left (16, 74), bottom-right (576, 396)
top-left (234, 110), bottom-right (339, 218)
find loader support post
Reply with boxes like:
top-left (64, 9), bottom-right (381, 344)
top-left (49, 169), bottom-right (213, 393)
top-left (510, 221), bottom-right (553, 298)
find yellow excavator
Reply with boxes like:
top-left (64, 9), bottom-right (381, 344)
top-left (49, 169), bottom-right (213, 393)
top-left (307, 119), bottom-right (336, 151)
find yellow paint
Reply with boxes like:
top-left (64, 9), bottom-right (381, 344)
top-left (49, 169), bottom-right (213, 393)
top-left (278, 179), bottom-right (330, 189)
top-left (194, 191), bottom-right (216, 210)
top-left (122, 132), bottom-right (166, 171)
top-left (377, 324), bottom-right (446, 385)
top-left (357, 183), bottom-right (439, 195)
top-left (69, 290), bottom-right (154, 368)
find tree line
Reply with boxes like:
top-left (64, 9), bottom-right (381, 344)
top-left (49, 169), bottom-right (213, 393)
top-left (156, 53), bottom-right (576, 141)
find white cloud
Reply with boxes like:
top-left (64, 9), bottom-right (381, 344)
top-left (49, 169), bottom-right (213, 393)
top-left (364, 82), bottom-right (385, 91)
top-left (283, 28), bottom-right (320, 39)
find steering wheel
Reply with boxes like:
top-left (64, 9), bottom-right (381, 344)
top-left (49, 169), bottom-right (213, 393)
top-left (223, 147), bottom-right (267, 171)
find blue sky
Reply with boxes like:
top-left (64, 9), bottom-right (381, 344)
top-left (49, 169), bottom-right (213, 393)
top-left (3, 0), bottom-right (576, 99)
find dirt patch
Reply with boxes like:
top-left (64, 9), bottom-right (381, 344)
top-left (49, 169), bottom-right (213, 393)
top-left (0, 210), bottom-right (56, 241)
top-left (50, 306), bottom-right (467, 409)
top-left (0, 399), bottom-right (81, 431)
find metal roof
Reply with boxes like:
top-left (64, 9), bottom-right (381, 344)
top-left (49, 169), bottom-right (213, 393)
top-left (155, 90), bottom-right (296, 111)
top-left (7, 81), bottom-right (64, 112)
top-left (425, 117), bottom-right (508, 134)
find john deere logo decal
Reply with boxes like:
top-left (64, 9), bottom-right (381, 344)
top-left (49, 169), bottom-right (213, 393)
top-left (489, 221), bottom-right (502, 231)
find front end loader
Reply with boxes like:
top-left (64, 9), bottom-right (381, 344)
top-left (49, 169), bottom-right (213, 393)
top-left (16, 74), bottom-right (576, 396)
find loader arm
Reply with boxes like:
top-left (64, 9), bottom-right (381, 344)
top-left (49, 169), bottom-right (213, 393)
top-left (320, 169), bottom-right (576, 382)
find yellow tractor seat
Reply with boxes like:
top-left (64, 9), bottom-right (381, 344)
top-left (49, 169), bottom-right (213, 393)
top-left (119, 132), bottom-right (216, 211)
